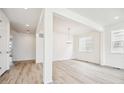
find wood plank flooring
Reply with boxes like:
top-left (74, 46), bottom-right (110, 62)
top-left (0, 60), bottom-right (124, 84)
top-left (53, 60), bottom-right (124, 84)
top-left (0, 61), bottom-right (43, 84)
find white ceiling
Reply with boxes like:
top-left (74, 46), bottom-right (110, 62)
top-left (2, 8), bottom-right (124, 34)
top-left (53, 14), bottom-right (96, 35)
top-left (68, 8), bottom-right (124, 26)
top-left (2, 8), bottom-right (42, 34)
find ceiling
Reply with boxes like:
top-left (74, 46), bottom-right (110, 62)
top-left (2, 8), bottom-right (124, 34)
top-left (68, 8), bottom-right (124, 26)
top-left (2, 8), bottom-right (42, 34)
top-left (53, 14), bottom-right (96, 35)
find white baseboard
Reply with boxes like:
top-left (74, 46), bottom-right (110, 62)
top-left (13, 59), bottom-right (36, 63)
top-left (53, 59), bottom-right (72, 62)
top-left (43, 80), bottom-right (53, 84)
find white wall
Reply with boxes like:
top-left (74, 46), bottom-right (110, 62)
top-left (53, 32), bottom-right (73, 61)
top-left (73, 31), bottom-right (100, 64)
top-left (36, 26), bottom-right (73, 63)
top-left (36, 11), bottom-right (74, 63)
top-left (36, 9), bottom-right (44, 63)
top-left (11, 30), bottom-right (36, 61)
top-left (36, 33), bottom-right (44, 63)
top-left (104, 23), bottom-right (124, 69)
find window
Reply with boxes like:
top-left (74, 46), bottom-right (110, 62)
top-left (79, 37), bottom-right (93, 52)
top-left (111, 30), bottom-right (124, 54)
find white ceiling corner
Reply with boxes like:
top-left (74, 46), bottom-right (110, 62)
top-left (68, 8), bottom-right (124, 27)
top-left (2, 8), bottom-right (42, 34)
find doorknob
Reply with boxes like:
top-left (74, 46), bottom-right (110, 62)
top-left (0, 35), bottom-right (1, 38)
top-left (0, 51), bottom-right (2, 54)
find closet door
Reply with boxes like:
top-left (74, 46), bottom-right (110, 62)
top-left (0, 15), bottom-right (9, 76)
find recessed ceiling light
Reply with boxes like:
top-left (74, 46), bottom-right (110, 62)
top-left (114, 16), bottom-right (119, 20)
top-left (26, 24), bottom-right (30, 27)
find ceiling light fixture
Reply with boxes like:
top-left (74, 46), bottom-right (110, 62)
top-left (114, 16), bottom-right (119, 20)
top-left (26, 24), bottom-right (30, 27)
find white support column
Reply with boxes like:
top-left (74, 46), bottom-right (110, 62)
top-left (43, 9), bottom-right (53, 84)
top-left (100, 31), bottom-right (106, 65)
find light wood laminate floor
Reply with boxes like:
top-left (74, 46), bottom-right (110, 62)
top-left (0, 60), bottom-right (124, 84)
top-left (0, 61), bottom-right (43, 84)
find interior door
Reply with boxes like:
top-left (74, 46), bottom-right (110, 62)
top-left (0, 15), bottom-right (9, 76)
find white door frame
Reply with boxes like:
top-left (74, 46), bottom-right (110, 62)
top-left (43, 8), bottom-right (104, 84)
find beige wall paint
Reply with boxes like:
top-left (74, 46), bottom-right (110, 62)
top-left (73, 31), bottom-right (101, 64)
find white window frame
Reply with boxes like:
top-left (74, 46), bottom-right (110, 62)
top-left (79, 37), bottom-right (93, 52)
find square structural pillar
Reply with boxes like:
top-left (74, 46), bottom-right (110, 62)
top-left (43, 9), bottom-right (53, 84)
